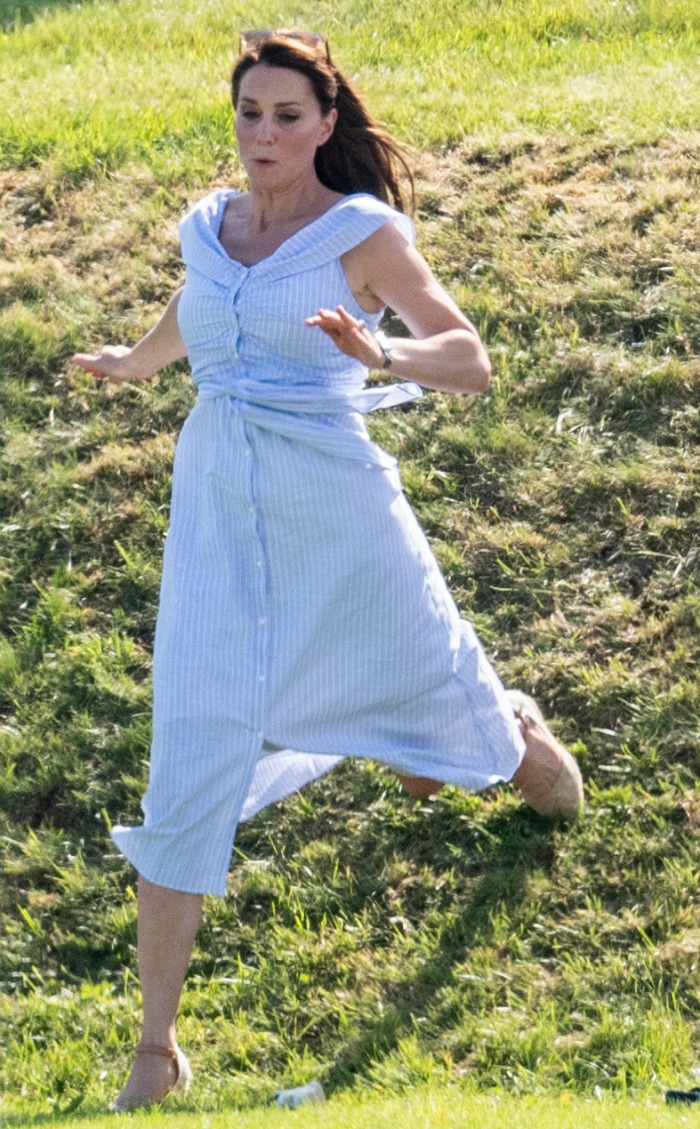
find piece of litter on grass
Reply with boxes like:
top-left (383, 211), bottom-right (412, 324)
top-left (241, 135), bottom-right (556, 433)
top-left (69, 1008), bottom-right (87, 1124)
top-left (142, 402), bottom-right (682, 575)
top-left (275, 1081), bottom-right (326, 1109)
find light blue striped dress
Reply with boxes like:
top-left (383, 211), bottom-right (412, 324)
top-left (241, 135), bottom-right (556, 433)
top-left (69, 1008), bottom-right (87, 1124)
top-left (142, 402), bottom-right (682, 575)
top-left (111, 190), bottom-right (525, 895)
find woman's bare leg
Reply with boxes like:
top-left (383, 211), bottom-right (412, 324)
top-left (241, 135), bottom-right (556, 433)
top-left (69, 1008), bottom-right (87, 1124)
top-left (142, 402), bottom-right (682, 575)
top-left (112, 876), bottom-right (203, 1110)
top-left (395, 771), bottom-right (444, 798)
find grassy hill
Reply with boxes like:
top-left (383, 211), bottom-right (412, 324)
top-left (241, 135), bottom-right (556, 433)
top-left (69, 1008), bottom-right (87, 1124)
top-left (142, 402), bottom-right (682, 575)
top-left (1, 0), bottom-right (700, 1117)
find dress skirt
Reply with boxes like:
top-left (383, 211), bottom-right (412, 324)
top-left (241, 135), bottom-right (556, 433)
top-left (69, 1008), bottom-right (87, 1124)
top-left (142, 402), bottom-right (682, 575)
top-left (111, 394), bottom-right (524, 895)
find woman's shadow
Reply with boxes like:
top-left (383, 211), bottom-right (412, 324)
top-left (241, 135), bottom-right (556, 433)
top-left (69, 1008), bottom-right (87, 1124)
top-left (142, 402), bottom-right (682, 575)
top-left (324, 801), bottom-right (560, 1090)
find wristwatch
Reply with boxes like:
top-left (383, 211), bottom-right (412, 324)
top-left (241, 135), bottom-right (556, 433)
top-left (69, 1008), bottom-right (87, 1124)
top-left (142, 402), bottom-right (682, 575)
top-left (374, 330), bottom-right (393, 370)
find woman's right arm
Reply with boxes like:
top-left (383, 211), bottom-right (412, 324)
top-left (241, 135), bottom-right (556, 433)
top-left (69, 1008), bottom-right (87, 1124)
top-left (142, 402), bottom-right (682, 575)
top-left (72, 288), bottom-right (187, 383)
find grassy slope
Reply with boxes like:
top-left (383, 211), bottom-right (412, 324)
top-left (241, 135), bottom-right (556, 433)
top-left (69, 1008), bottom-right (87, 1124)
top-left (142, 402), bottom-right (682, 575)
top-left (1, 0), bottom-right (700, 1117)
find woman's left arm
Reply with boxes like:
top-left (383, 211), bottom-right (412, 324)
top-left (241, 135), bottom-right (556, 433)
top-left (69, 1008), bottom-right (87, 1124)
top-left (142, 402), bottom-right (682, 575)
top-left (305, 222), bottom-right (491, 394)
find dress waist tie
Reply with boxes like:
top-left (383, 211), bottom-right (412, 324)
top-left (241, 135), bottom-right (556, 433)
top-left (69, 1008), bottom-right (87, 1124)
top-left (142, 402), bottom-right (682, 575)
top-left (194, 379), bottom-right (424, 468)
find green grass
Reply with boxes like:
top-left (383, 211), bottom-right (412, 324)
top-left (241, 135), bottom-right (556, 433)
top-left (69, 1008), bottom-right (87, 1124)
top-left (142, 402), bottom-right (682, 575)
top-left (1, 0), bottom-right (699, 180)
top-left (1, 1089), bottom-right (696, 1128)
top-left (2, 0), bottom-right (700, 1123)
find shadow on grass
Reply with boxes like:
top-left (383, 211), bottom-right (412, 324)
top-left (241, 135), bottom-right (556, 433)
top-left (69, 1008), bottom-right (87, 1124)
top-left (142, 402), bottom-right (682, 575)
top-left (0, 0), bottom-right (99, 29)
top-left (0, 1102), bottom-right (105, 1126)
top-left (325, 806), bottom-right (557, 1090)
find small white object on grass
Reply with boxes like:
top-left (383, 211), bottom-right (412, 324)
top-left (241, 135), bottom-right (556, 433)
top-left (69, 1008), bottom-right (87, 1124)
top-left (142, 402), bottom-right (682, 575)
top-left (274, 1081), bottom-right (326, 1108)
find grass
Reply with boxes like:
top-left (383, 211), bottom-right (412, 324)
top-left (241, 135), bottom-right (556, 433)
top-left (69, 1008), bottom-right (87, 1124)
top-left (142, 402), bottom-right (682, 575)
top-left (2, 0), bottom-right (700, 1123)
top-left (1, 0), bottom-right (699, 179)
top-left (1, 1089), bottom-right (696, 1128)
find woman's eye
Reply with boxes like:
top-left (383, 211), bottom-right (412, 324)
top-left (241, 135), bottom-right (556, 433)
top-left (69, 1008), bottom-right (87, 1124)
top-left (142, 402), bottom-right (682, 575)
top-left (278, 114), bottom-right (300, 123)
top-left (240, 110), bottom-right (259, 120)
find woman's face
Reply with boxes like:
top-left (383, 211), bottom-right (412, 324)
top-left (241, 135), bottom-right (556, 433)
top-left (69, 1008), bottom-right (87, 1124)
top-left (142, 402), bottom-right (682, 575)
top-left (235, 64), bottom-right (337, 188)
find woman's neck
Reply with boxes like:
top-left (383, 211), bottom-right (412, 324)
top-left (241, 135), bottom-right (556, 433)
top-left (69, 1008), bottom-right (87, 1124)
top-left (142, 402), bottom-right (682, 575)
top-left (245, 176), bottom-right (342, 232)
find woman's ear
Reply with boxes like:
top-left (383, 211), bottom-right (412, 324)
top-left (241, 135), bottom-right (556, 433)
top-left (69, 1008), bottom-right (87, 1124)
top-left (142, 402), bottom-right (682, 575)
top-left (318, 107), bottom-right (338, 146)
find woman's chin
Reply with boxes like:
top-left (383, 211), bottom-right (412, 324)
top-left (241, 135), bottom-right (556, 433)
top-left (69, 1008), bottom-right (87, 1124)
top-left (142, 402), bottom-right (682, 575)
top-left (245, 160), bottom-right (282, 183)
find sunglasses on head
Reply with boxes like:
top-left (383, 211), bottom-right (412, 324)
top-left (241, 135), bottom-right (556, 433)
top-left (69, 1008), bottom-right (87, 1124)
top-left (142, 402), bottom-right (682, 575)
top-left (238, 28), bottom-right (332, 63)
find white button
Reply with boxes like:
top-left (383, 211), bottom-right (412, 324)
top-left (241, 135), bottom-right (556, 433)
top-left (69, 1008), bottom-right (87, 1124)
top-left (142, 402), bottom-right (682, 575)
top-left (258, 674), bottom-right (266, 683)
top-left (243, 448), bottom-right (251, 457)
top-left (258, 616), bottom-right (267, 625)
top-left (256, 560), bottom-right (263, 568)
top-left (256, 730), bottom-right (264, 739)
top-left (248, 506), bottom-right (255, 514)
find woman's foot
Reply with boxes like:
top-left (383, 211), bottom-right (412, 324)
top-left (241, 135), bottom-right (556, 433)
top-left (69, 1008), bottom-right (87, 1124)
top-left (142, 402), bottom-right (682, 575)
top-left (507, 690), bottom-right (583, 820)
top-left (110, 1043), bottom-right (192, 1112)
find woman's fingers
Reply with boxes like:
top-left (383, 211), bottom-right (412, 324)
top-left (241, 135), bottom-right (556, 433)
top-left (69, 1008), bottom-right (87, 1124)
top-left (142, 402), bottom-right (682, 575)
top-left (306, 307), bottom-right (382, 368)
top-left (331, 306), bottom-right (369, 340)
top-left (71, 352), bottom-right (111, 377)
top-left (71, 344), bottom-right (135, 382)
top-left (305, 307), bottom-right (342, 330)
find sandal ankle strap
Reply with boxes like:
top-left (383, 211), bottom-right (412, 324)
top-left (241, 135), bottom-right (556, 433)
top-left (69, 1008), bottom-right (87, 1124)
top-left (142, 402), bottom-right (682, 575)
top-left (505, 690), bottom-right (545, 731)
top-left (513, 707), bottom-right (538, 730)
top-left (135, 1043), bottom-right (178, 1065)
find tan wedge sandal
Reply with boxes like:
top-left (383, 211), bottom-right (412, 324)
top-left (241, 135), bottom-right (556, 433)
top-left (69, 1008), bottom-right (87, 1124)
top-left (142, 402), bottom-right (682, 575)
top-left (110, 1042), bottom-right (192, 1112)
top-left (507, 690), bottom-right (584, 820)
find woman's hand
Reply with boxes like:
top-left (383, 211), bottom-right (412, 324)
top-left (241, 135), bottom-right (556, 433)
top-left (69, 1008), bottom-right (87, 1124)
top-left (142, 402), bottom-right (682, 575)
top-left (305, 305), bottom-right (385, 369)
top-left (72, 289), bottom-right (187, 385)
top-left (336, 223), bottom-right (492, 394)
top-left (71, 345), bottom-right (151, 384)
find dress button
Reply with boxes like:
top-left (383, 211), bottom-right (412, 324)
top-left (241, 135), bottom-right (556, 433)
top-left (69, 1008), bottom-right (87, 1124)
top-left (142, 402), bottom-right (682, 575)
top-left (256, 560), bottom-right (263, 568)
top-left (258, 616), bottom-right (267, 625)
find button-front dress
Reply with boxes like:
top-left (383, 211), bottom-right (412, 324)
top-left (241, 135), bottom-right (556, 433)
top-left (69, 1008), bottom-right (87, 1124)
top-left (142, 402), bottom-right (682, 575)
top-left (111, 190), bottom-right (525, 895)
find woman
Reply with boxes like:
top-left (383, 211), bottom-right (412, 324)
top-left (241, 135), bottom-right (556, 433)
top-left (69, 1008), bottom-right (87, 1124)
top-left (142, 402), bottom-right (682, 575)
top-left (73, 30), bottom-right (583, 1111)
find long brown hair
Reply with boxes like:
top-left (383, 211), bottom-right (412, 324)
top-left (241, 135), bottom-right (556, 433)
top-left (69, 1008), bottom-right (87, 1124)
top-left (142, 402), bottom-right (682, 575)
top-left (231, 35), bottom-right (415, 213)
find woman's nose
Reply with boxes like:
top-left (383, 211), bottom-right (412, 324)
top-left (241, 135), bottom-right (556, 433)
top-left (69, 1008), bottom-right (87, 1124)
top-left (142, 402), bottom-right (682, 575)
top-left (255, 115), bottom-right (275, 141)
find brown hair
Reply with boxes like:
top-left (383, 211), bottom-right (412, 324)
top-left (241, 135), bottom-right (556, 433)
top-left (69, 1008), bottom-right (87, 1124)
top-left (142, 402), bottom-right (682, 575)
top-left (231, 36), bottom-right (415, 213)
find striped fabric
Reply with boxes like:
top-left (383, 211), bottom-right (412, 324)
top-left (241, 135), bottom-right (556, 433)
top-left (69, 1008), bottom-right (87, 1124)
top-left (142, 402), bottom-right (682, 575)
top-left (111, 190), bottom-right (525, 895)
